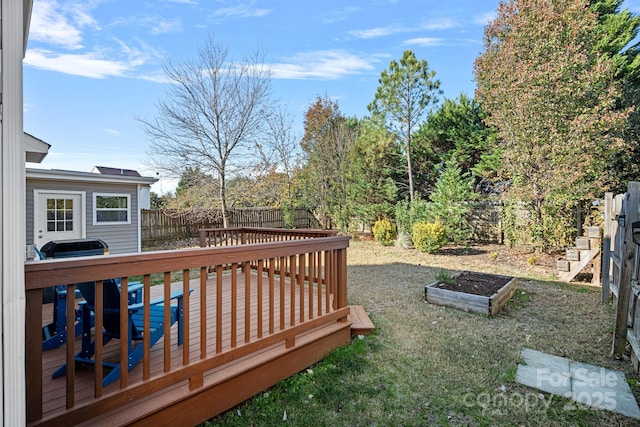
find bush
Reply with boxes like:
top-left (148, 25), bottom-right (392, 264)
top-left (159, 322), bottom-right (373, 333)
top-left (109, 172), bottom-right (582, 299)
top-left (372, 218), bottom-right (397, 246)
top-left (395, 198), bottom-right (431, 234)
top-left (412, 221), bottom-right (447, 253)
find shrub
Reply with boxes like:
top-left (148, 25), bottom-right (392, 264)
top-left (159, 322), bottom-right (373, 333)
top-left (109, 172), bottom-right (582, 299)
top-left (412, 221), bottom-right (447, 253)
top-left (435, 269), bottom-right (455, 285)
top-left (395, 198), bottom-right (431, 234)
top-left (372, 218), bottom-right (397, 246)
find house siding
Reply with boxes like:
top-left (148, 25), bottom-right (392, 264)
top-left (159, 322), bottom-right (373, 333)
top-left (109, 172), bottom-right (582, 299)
top-left (26, 179), bottom-right (141, 254)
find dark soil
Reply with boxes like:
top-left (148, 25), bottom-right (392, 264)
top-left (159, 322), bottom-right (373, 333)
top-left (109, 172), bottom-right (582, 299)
top-left (433, 271), bottom-right (512, 296)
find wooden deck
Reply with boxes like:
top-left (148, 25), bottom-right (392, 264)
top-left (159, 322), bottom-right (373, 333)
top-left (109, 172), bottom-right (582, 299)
top-left (26, 229), bottom-right (372, 426)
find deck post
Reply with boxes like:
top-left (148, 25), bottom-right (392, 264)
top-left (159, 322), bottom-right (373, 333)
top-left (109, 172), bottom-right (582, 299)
top-left (25, 290), bottom-right (43, 423)
top-left (336, 247), bottom-right (348, 309)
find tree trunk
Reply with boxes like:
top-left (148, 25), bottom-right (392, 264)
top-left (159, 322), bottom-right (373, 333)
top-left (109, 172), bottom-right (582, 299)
top-left (219, 173), bottom-right (229, 228)
top-left (406, 133), bottom-right (415, 202)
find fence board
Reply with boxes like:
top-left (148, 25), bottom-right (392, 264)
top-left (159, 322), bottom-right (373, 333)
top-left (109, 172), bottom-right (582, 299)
top-left (142, 208), bottom-right (320, 246)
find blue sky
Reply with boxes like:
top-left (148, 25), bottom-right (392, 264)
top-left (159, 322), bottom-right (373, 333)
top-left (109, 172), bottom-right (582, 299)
top-left (24, 0), bottom-right (640, 194)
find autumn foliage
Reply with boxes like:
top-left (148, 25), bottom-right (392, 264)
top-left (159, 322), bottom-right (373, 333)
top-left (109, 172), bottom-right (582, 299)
top-left (474, 0), bottom-right (630, 248)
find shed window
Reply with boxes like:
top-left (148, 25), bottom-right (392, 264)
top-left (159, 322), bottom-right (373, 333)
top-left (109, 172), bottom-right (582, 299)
top-left (94, 193), bottom-right (130, 224)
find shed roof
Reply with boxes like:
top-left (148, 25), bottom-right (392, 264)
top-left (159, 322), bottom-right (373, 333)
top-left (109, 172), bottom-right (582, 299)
top-left (26, 167), bottom-right (157, 186)
top-left (92, 166), bottom-right (142, 177)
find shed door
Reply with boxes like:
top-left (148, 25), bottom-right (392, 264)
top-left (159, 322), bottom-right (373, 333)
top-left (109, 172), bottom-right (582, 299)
top-left (34, 190), bottom-right (85, 249)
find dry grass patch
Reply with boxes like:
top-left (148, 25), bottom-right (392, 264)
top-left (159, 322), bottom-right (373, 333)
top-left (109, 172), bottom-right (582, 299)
top-left (347, 239), bottom-right (636, 425)
top-left (207, 239), bottom-right (640, 426)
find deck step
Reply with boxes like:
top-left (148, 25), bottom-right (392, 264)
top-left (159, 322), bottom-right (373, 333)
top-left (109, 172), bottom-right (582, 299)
top-left (348, 305), bottom-right (374, 336)
top-left (557, 238), bottom-right (601, 283)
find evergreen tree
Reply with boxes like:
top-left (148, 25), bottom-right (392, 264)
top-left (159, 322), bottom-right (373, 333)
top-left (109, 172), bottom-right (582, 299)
top-left (368, 50), bottom-right (442, 201)
top-left (427, 159), bottom-right (477, 244)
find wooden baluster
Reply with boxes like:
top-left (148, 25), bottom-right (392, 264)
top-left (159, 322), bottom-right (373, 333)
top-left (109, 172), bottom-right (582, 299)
top-left (163, 272), bottom-right (171, 372)
top-left (183, 269), bottom-right (190, 365)
top-left (143, 275), bottom-right (151, 380)
top-left (95, 280), bottom-right (105, 394)
top-left (279, 257), bottom-right (285, 330)
top-left (216, 265), bottom-right (223, 354)
top-left (200, 267), bottom-right (207, 359)
top-left (119, 278), bottom-right (129, 387)
top-left (257, 259), bottom-right (263, 339)
top-left (289, 255), bottom-right (296, 327)
top-left (299, 253), bottom-right (305, 323)
top-left (269, 258), bottom-right (275, 334)
top-left (231, 264), bottom-right (237, 348)
top-left (244, 262), bottom-right (251, 344)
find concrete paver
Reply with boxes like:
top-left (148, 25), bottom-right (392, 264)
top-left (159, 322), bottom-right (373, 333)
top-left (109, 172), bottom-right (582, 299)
top-left (515, 347), bottom-right (640, 420)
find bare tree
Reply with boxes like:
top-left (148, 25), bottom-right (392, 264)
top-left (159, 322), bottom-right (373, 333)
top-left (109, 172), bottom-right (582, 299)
top-left (140, 36), bottom-right (272, 227)
top-left (260, 107), bottom-right (301, 200)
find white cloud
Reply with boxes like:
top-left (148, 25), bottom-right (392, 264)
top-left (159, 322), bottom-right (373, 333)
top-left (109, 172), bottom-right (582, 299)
top-left (422, 18), bottom-right (457, 31)
top-left (110, 15), bottom-right (182, 35)
top-left (103, 129), bottom-right (122, 136)
top-left (212, 2), bottom-right (270, 19)
top-left (348, 25), bottom-right (403, 39)
top-left (160, 0), bottom-right (198, 4)
top-left (150, 18), bottom-right (183, 35)
top-left (25, 49), bottom-right (136, 79)
top-left (403, 37), bottom-right (445, 47)
top-left (474, 11), bottom-right (496, 26)
top-left (29, 0), bottom-right (94, 49)
top-left (321, 7), bottom-right (360, 24)
top-left (270, 50), bottom-right (376, 80)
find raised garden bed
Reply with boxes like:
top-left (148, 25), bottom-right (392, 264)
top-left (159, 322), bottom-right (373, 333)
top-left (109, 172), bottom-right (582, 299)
top-left (424, 271), bottom-right (518, 316)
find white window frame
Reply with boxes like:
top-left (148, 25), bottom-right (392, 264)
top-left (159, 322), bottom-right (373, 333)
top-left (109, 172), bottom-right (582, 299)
top-left (93, 193), bottom-right (131, 225)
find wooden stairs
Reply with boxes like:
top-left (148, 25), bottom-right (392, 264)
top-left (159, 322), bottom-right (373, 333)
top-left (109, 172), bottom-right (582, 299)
top-left (348, 305), bottom-right (375, 336)
top-left (556, 226), bottom-right (602, 283)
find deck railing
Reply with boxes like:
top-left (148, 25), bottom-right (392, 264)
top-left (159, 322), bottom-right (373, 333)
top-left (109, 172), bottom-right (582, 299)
top-left (199, 227), bottom-right (337, 247)
top-left (25, 228), bottom-right (349, 425)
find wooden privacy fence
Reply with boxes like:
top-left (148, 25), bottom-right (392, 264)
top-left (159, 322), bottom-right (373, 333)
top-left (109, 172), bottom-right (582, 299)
top-left (602, 182), bottom-right (640, 368)
top-left (142, 208), bottom-right (320, 246)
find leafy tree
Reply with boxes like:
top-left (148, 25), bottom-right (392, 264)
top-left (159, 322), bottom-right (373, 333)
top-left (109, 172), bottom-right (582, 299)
top-left (140, 36), bottom-right (273, 227)
top-left (298, 96), bottom-right (359, 230)
top-left (413, 94), bottom-right (501, 192)
top-left (347, 120), bottom-right (399, 228)
top-left (590, 0), bottom-right (640, 189)
top-left (149, 192), bottom-right (169, 210)
top-left (474, 0), bottom-right (628, 249)
top-left (169, 167), bottom-right (217, 209)
top-left (368, 50), bottom-right (442, 202)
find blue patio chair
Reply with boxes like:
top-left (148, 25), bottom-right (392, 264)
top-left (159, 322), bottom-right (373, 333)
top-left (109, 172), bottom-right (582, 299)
top-left (41, 275), bottom-right (142, 351)
top-left (38, 241), bottom-right (143, 351)
top-left (52, 279), bottom-right (186, 387)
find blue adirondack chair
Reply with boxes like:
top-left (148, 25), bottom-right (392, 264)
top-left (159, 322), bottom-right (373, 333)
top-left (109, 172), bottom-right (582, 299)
top-left (52, 279), bottom-right (186, 387)
top-left (41, 277), bottom-right (142, 352)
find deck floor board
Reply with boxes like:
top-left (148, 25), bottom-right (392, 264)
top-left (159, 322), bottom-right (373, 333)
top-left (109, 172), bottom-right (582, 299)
top-left (39, 269), bottom-right (336, 419)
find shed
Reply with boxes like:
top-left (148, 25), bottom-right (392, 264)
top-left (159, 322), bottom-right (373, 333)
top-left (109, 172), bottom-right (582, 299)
top-left (26, 166), bottom-right (157, 254)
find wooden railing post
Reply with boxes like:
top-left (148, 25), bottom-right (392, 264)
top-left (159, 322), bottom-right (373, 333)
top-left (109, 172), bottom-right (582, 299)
top-left (336, 248), bottom-right (348, 309)
top-left (199, 229), bottom-right (207, 248)
top-left (25, 289), bottom-right (43, 423)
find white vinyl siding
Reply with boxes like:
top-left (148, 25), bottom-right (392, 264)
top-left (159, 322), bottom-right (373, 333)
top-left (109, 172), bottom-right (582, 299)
top-left (93, 193), bottom-right (131, 225)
